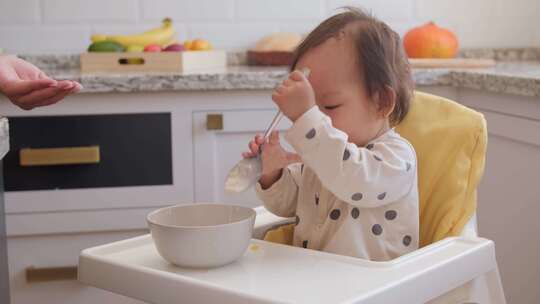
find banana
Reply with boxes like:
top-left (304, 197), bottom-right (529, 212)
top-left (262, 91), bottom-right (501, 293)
top-left (91, 18), bottom-right (176, 47)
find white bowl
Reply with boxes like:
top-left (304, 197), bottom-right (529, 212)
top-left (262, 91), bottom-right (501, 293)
top-left (147, 204), bottom-right (256, 268)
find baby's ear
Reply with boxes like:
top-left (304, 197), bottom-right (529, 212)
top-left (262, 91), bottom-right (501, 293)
top-left (376, 85), bottom-right (396, 119)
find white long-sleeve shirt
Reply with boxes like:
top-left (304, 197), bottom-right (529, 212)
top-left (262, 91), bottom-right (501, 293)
top-left (256, 106), bottom-right (419, 261)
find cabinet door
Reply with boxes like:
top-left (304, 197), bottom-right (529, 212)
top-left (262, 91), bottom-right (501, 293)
top-left (8, 231), bottom-right (147, 304)
top-left (457, 90), bottom-right (540, 304)
top-left (193, 109), bottom-right (293, 207)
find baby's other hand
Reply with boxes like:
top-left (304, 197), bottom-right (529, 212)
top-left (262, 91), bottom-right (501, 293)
top-left (241, 131), bottom-right (301, 188)
top-left (241, 133), bottom-right (265, 159)
top-left (272, 70), bottom-right (316, 122)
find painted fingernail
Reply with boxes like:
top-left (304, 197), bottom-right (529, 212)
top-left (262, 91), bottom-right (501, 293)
top-left (71, 84), bottom-right (82, 92)
top-left (60, 82), bottom-right (74, 89)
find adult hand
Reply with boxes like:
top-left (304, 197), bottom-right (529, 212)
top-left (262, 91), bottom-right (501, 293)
top-left (0, 55), bottom-right (82, 110)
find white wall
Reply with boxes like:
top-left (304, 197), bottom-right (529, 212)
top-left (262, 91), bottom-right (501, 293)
top-left (0, 0), bottom-right (538, 54)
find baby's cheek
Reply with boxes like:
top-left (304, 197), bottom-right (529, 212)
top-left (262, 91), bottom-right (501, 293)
top-left (328, 113), bottom-right (346, 131)
top-left (336, 113), bottom-right (362, 136)
top-left (321, 110), bottom-right (335, 121)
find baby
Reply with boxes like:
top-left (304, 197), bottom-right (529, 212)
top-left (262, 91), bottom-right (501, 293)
top-left (243, 8), bottom-right (418, 261)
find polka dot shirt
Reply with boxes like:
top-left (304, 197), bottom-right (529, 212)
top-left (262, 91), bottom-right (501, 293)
top-left (256, 106), bottom-right (419, 261)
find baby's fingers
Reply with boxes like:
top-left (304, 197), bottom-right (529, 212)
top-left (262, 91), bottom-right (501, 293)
top-left (282, 78), bottom-right (294, 87)
top-left (242, 151), bottom-right (256, 158)
top-left (271, 91), bottom-right (282, 103)
top-left (289, 70), bottom-right (306, 82)
top-left (248, 140), bottom-right (260, 154)
top-left (274, 84), bottom-right (287, 95)
top-left (286, 152), bottom-right (302, 164)
top-left (268, 130), bottom-right (280, 145)
top-left (255, 134), bottom-right (265, 145)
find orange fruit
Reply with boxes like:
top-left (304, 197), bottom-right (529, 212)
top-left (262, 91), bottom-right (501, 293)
top-left (403, 22), bottom-right (459, 58)
top-left (191, 39), bottom-right (212, 51)
top-left (183, 40), bottom-right (194, 50)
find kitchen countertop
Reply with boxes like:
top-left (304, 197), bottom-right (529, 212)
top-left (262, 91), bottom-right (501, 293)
top-left (16, 53), bottom-right (540, 98)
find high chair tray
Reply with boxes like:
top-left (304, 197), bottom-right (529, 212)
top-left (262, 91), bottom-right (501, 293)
top-left (79, 234), bottom-right (496, 304)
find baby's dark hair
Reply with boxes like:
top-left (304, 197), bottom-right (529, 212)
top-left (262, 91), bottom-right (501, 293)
top-left (291, 7), bottom-right (414, 125)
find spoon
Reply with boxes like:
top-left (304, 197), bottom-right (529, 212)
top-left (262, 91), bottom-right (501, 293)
top-left (224, 68), bottom-right (310, 193)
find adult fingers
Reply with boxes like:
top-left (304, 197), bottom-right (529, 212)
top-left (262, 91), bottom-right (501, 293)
top-left (3, 78), bottom-right (57, 96)
top-left (56, 80), bottom-right (75, 90)
top-left (17, 86), bottom-right (68, 105)
top-left (33, 90), bottom-right (71, 108)
top-left (70, 81), bottom-right (83, 93)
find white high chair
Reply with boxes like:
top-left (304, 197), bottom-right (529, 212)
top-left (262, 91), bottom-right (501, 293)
top-left (77, 209), bottom-right (504, 304)
top-left (253, 207), bottom-right (505, 303)
top-left (77, 207), bottom-right (504, 304)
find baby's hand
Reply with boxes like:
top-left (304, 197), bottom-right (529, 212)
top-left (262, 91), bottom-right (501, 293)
top-left (272, 70), bottom-right (316, 122)
top-left (242, 131), bottom-right (301, 188)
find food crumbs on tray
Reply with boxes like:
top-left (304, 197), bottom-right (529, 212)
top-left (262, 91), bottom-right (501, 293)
top-left (250, 244), bottom-right (260, 251)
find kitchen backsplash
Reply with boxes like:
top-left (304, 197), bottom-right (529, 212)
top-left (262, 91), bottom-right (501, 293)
top-left (0, 0), bottom-right (539, 54)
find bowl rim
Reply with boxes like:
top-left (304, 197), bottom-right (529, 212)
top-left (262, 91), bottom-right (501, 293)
top-left (146, 203), bottom-right (256, 230)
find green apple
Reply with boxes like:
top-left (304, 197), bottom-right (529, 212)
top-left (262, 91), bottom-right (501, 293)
top-left (126, 45), bottom-right (144, 53)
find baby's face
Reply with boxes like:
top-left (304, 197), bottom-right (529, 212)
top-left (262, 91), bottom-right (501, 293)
top-left (295, 36), bottom-right (385, 146)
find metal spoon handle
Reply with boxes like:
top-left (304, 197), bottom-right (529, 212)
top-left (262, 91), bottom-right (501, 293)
top-left (263, 111), bottom-right (283, 139)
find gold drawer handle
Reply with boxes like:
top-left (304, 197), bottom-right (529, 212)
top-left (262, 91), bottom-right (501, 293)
top-left (26, 266), bottom-right (78, 283)
top-left (20, 146), bottom-right (100, 167)
top-left (206, 114), bottom-right (223, 130)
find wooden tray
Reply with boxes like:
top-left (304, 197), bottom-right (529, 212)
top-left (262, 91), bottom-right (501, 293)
top-left (409, 58), bottom-right (496, 69)
top-left (247, 50), bottom-right (294, 66)
top-left (80, 50), bottom-right (227, 74)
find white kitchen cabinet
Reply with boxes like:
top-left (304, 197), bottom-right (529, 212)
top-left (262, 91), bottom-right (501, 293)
top-left (8, 230), bottom-right (147, 304)
top-left (458, 89), bottom-right (540, 304)
top-left (419, 86), bottom-right (540, 304)
top-left (5, 207), bottom-right (159, 237)
top-left (0, 92), bottom-right (195, 304)
top-left (192, 108), bottom-right (293, 207)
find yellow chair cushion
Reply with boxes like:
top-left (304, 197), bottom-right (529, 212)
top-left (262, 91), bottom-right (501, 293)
top-left (264, 91), bottom-right (487, 248)
top-left (263, 223), bottom-right (295, 245)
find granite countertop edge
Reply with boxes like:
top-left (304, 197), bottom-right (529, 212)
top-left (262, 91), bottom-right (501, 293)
top-left (13, 52), bottom-right (540, 98)
top-left (59, 66), bottom-right (540, 98)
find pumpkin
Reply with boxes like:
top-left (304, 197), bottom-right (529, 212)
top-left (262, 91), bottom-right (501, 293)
top-left (403, 22), bottom-right (459, 59)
